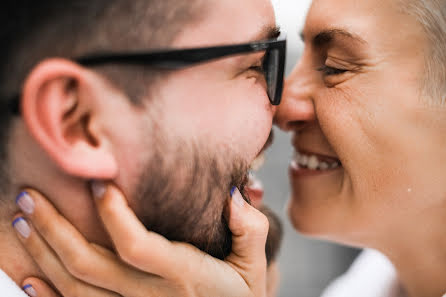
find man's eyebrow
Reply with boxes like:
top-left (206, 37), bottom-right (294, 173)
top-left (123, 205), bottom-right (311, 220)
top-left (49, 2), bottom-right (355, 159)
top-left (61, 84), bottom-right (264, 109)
top-left (300, 28), bottom-right (367, 47)
top-left (253, 25), bottom-right (281, 41)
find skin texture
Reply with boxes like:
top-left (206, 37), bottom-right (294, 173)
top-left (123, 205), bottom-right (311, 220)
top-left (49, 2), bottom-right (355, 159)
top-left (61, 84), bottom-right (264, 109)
top-left (0, 0), bottom-right (277, 287)
top-left (275, 0), bottom-right (446, 296)
top-left (13, 185), bottom-right (271, 297)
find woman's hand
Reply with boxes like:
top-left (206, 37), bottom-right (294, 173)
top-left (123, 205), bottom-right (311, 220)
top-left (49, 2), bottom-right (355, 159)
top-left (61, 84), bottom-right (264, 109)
top-left (13, 182), bottom-right (270, 297)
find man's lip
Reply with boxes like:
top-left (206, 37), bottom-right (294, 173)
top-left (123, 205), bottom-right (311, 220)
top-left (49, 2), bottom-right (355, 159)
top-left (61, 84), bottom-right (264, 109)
top-left (246, 173), bottom-right (264, 207)
top-left (246, 131), bottom-right (272, 207)
top-left (246, 184), bottom-right (264, 208)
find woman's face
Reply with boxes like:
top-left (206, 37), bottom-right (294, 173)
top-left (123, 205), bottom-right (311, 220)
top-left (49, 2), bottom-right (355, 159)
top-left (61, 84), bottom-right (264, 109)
top-left (275, 0), bottom-right (446, 246)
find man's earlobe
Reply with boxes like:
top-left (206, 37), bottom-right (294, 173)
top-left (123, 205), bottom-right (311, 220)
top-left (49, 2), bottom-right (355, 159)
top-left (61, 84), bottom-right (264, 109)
top-left (21, 58), bottom-right (118, 179)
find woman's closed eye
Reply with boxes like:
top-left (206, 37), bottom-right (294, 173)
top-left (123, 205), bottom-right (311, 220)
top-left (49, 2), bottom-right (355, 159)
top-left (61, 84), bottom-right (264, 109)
top-left (317, 65), bottom-right (348, 76)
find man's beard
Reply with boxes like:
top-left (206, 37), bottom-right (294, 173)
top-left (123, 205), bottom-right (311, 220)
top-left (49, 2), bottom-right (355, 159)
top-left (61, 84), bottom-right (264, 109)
top-left (130, 140), bottom-right (250, 260)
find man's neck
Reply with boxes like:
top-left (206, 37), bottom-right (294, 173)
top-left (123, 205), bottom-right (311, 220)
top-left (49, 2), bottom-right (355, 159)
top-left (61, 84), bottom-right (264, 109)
top-left (379, 208), bottom-right (446, 297)
top-left (0, 122), bottom-right (110, 285)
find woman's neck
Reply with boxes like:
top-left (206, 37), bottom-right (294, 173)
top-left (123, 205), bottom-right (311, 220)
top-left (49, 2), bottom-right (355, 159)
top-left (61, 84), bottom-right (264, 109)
top-left (379, 212), bottom-right (446, 297)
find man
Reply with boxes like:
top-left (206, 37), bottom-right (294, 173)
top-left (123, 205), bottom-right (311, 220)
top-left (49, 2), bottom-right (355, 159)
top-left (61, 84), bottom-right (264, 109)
top-left (0, 0), bottom-right (283, 295)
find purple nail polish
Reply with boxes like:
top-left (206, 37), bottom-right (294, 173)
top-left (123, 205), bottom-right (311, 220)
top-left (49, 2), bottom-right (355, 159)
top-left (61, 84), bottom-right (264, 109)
top-left (23, 284), bottom-right (37, 297)
top-left (13, 217), bottom-right (31, 238)
top-left (230, 186), bottom-right (237, 197)
top-left (232, 189), bottom-right (245, 207)
top-left (90, 180), bottom-right (106, 199)
top-left (16, 192), bottom-right (34, 215)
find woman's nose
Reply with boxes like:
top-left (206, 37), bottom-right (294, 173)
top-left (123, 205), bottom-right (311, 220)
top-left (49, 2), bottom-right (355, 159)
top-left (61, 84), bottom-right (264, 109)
top-left (274, 61), bottom-right (316, 131)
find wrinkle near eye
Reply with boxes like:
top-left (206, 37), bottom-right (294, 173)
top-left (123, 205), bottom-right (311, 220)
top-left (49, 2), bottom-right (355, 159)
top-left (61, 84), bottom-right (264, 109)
top-left (326, 56), bottom-right (358, 69)
top-left (321, 66), bottom-right (358, 88)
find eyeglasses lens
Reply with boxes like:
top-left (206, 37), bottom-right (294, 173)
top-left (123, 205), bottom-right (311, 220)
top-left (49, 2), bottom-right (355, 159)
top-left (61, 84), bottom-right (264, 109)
top-left (263, 49), bottom-right (279, 105)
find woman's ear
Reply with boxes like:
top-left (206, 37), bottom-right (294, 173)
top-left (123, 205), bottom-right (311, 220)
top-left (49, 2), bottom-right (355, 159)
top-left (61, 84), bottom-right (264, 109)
top-left (21, 58), bottom-right (118, 179)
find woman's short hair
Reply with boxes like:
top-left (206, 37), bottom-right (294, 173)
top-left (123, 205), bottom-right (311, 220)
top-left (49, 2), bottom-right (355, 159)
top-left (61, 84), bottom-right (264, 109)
top-left (402, 0), bottom-right (446, 103)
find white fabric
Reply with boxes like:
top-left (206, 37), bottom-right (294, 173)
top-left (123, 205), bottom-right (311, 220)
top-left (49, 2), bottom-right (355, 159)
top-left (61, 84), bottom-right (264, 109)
top-left (320, 249), bottom-right (406, 297)
top-left (0, 269), bottom-right (28, 297)
top-left (2, 253), bottom-right (445, 297)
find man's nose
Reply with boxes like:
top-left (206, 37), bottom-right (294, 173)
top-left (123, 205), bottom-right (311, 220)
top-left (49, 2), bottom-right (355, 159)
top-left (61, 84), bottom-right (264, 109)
top-left (274, 59), bottom-right (316, 131)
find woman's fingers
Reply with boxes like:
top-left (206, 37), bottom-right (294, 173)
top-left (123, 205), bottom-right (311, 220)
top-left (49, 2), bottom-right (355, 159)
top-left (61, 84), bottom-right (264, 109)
top-left (15, 190), bottom-right (170, 297)
top-left (90, 181), bottom-right (178, 277)
top-left (92, 181), bottom-right (268, 296)
top-left (225, 187), bottom-right (269, 297)
top-left (12, 215), bottom-right (119, 297)
top-left (14, 184), bottom-right (268, 297)
top-left (15, 190), bottom-right (107, 282)
top-left (22, 277), bottom-right (61, 297)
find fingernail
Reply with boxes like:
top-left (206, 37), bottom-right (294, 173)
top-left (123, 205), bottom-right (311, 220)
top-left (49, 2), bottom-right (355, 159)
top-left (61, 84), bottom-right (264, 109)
top-left (90, 180), bottom-right (106, 199)
top-left (12, 217), bottom-right (31, 238)
top-left (230, 186), bottom-right (237, 197)
top-left (16, 192), bottom-right (34, 215)
top-left (231, 187), bottom-right (245, 207)
top-left (23, 284), bottom-right (37, 297)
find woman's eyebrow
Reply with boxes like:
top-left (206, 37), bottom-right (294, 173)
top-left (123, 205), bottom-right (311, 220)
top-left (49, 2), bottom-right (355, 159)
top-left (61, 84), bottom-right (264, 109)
top-left (300, 28), bottom-right (367, 48)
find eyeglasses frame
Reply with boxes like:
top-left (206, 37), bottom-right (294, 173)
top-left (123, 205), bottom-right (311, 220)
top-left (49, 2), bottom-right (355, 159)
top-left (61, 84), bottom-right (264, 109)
top-left (8, 33), bottom-right (286, 115)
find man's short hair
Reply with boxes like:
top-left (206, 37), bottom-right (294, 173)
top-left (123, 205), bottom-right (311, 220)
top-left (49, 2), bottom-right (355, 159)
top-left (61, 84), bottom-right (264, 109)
top-left (401, 0), bottom-right (446, 103)
top-left (0, 0), bottom-right (203, 193)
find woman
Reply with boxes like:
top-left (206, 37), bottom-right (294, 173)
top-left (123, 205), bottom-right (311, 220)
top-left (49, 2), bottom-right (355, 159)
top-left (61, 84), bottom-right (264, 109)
top-left (12, 0), bottom-right (446, 296)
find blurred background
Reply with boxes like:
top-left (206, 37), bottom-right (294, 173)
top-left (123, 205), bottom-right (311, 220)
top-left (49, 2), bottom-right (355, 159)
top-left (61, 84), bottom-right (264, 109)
top-left (257, 1), bottom-right (361, 296)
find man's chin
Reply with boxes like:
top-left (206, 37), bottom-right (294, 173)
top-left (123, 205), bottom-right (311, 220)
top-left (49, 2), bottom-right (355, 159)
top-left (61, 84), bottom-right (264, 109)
top-left (129, 139), bottom-right (281, 261)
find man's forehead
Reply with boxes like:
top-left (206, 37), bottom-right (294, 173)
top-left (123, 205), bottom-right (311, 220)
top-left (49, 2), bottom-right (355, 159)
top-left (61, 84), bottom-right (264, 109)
top-left (173, 0), bottom-right (277, 47)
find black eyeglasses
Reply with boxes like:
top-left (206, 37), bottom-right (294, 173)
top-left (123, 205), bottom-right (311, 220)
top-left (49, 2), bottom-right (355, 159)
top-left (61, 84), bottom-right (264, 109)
top-left (8, 33), bottom-right (286, 115)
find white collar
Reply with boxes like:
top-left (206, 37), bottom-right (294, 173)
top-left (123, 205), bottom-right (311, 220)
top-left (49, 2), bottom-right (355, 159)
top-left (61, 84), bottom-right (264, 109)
top-left (0, 268), bottom-right (29, 297)
top-left (320, 249), bottom-right (406, 297)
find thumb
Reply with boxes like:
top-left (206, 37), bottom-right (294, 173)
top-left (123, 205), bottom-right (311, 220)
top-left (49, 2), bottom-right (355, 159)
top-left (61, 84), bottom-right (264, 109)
top-left (225, 187), bottom-right (268, 297)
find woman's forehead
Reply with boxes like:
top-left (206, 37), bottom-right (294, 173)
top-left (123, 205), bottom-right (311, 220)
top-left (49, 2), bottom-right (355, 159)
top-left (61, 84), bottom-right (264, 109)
top-left (302, 0), bottom-right (425, 52)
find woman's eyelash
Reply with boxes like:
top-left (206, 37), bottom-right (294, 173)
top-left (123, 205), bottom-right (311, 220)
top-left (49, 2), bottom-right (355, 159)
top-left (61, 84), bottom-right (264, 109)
top-left (317, 65), bottom-right (347, 76)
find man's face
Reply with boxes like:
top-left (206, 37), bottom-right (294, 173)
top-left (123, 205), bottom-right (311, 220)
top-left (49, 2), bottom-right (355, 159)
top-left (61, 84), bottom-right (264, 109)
top-left (113, 0), bottom-right (277, 258)
top-left (275, 0), bottom-right (445, 246)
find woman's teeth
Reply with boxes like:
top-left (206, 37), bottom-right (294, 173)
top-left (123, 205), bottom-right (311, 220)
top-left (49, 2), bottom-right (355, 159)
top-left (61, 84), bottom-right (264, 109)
top-left (294, 152), bottom-right (341, 170)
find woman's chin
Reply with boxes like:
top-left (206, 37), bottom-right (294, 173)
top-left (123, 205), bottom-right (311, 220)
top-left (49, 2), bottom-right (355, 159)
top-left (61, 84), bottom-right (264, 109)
top-left (286, 190), bottom-right (346, 239)
top-left (287, 192), bottom-right (373, 250)
top-left (287, 160), bottom-right (347, 220)
top-left (286, 197), bottom-right (327, 236)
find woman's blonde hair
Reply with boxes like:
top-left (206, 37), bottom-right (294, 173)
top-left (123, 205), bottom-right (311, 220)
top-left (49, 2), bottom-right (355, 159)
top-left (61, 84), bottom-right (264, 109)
top-left (402, 0), bottom-right (446, 103)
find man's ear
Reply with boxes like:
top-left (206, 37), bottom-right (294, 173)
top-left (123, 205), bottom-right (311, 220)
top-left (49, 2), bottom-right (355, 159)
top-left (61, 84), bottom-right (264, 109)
top-left (21, 58), bottom-right (118, 179)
